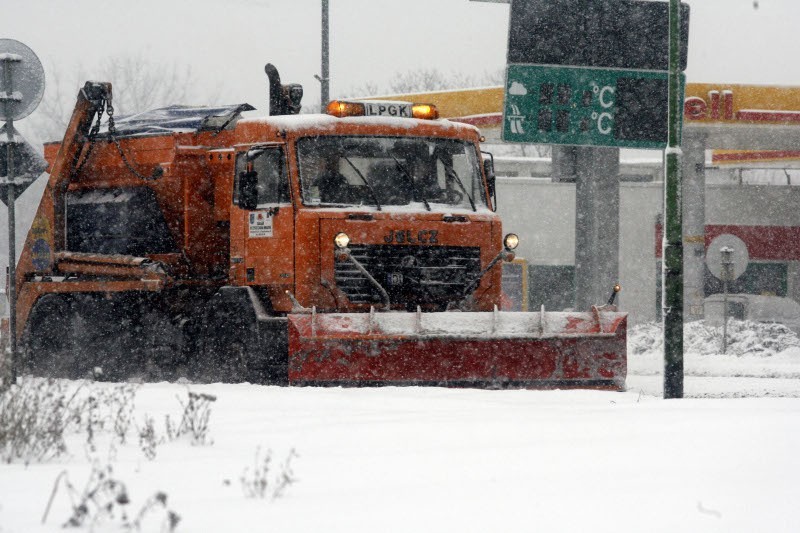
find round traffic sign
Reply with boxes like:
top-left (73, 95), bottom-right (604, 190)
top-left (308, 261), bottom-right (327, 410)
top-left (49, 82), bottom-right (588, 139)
top-left (0, 39), bottom-right (45, 121)
top-left (706, 233), bottom-right (749, 281)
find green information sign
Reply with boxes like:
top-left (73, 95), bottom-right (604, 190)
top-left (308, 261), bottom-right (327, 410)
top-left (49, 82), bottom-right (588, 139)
top-left (502, 64), bottom-right (684, 149)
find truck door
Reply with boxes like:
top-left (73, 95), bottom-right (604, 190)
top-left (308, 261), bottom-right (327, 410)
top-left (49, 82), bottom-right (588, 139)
top-left (230, 145), bottom-right (294, 303)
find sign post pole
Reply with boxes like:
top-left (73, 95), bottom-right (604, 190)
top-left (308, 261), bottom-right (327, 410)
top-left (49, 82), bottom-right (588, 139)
top-left (719, 246), bottom-right (734, 354)
top-left (0, 39), bottom-right (47, 386)
top-left (320, 0), bottom-right (330, 109)
top-left (2, 56), bottom-right (18, 384)
top-left (663, 0), bottom-right (684, 398)
top-left (6, 134), bottom-right (15, 384)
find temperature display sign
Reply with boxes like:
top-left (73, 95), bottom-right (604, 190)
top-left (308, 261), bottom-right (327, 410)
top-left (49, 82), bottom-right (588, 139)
top-left (502, 64), bottom-right (683, 149)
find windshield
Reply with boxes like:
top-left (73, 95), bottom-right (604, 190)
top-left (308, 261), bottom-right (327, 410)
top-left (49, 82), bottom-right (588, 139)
top-left (296, 136), bottom-right (487, 211)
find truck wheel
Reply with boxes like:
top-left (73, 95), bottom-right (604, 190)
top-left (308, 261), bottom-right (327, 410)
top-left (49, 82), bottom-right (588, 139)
top-left (23, 294), bottom-right (88, 378)
top-left (136, 300), bottom-right (188, 381)
top-left (194, 287), bottom-right (288, 385)
top-left (197, 305), bottom-right (256, 383)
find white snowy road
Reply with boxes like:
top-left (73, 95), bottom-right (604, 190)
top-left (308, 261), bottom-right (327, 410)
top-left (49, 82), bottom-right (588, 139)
top-left (629, 374), bottom-right (800, 398)
top-left (1, 321), bottom-right (798, 533)
top-left (0, 376), bottom-right (798, 533)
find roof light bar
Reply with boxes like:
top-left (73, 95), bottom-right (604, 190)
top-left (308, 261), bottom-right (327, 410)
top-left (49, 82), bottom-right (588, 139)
top-left (326, 100), bottom-right (366, 117)
top-left (326, 99), bottom-right (439, 120)
top-left (411, 103), bottom-right (439, 120)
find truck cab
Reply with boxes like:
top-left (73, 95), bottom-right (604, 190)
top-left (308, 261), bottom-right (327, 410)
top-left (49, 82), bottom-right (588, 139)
top-left (227, 100), bottom-right (505, 315)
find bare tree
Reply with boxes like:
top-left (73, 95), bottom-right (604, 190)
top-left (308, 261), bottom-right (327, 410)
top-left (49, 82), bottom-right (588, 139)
top-left (342, 68), bottom-right (504, 98)
top-left (25, 54), bottom-right (223, 147)
top-left (387, 68), bottom-right (451, 94)
top-left (14, 61), bottom-right (88, 149)
top-left (97, 54), bottom-right (210, 116)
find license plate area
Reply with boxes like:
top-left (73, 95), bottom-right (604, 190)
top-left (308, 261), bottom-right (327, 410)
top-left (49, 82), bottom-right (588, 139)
top-left (363, 101), bottom-right (412, 118)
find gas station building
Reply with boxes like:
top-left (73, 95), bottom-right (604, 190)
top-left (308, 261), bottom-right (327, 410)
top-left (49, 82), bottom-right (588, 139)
top-left (380, 83), bottom-right (800, 324)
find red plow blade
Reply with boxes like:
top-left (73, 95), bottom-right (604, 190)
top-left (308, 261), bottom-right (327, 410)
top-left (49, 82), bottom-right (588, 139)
top-left (287, 308), bottom-right (627, 390)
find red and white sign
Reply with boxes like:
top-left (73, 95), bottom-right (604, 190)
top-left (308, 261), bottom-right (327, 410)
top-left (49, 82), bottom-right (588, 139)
top-left (248, 211), bottom-right (274, 238)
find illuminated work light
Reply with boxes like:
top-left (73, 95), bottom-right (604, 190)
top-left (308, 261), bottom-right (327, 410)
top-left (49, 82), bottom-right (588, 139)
top-left (334, 232), bottom-right (350, 249)
top-left (411, 104), bottom-right (439, 120)
top-left (326, 100), bottom-right (365, 117)
top-left (326, 99), bottom-right (439, 120)
top-left (503, 233), bottom-right (519, 250)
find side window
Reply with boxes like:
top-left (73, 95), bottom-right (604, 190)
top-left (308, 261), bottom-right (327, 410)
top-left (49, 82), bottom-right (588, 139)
top-left (234, 147), bottom-right (290, 206)
top-left (452, 152), bottom-right (482, 201)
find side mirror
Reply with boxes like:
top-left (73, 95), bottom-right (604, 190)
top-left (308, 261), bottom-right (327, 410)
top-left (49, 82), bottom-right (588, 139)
top-left (284, 83), bottom-right (304, 115)
top-left (482, 151), bottom-right (497, 211)
top-left (238, 169), bottom-right (258, 210)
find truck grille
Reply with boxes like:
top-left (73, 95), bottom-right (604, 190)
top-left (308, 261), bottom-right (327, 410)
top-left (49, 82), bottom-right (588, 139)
top-left (334, 244), bottom-right (481, 307)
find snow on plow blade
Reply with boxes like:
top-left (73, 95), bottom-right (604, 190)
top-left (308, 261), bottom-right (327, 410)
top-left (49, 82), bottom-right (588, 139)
top-left (287, 309), bottom-right (627, 390)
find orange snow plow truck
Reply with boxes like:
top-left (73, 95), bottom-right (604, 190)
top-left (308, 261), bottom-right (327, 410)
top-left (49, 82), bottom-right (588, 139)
top-left (11, 66), bottom-right (627, 389)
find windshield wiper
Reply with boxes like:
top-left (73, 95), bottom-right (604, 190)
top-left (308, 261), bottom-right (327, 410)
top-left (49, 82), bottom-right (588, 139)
top-left (341, 155), bottom-right (381, 211)
top-left (445, 165), bottom-right (476, 212)
top-left (391, 155), bottom-right (430, 211)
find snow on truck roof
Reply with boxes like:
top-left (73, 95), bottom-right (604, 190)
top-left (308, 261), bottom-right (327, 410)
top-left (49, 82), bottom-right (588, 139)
top-left (240, 113), bottom-right (480, 136)
top-left (96, 103), bottom-right (479, 139)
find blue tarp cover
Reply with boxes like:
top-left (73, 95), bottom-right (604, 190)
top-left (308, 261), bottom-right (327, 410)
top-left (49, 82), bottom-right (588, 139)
top-left (98, 103), bottom-right (255, 137)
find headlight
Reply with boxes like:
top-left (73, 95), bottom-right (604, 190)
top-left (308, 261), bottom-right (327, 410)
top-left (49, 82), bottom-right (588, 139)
top-left (334, 232), bottom-right (350, 249)
top-left (503, 233), bottom-right (519, 250)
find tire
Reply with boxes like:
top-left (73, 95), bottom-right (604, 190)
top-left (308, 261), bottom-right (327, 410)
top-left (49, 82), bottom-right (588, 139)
top-left (24, 293), bottom-right (180, 381)
top-left (59, 294), bottom-right (144, 382)
top-left (197, 303), bottom-right (256, 383)
top-left (23, 294), bottom-right (90, 379)
top-left (194, 287), bottom-right (288, 385)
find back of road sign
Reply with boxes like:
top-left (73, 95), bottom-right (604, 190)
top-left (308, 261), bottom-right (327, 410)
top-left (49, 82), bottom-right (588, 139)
top-left (0, 39), bottom-right (45, 121)
top-left (507, 0), bottom-right (689, 71)
top-left (0, 125), bottom-right (47, 204)
top-left (503, 0), bottom-right (689, 148)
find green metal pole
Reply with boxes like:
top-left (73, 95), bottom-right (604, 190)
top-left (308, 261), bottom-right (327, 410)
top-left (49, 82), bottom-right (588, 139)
top-left (663, 0), bottom-right (683, 398)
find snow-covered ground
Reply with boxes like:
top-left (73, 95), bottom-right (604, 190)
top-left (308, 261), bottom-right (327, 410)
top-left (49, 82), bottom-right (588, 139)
top-left (628, 320), bottom-right (800, 398)
top-left (1, 320), bottom-right (799, 533)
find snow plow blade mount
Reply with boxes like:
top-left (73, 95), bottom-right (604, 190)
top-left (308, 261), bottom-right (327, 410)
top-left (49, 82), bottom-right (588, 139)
top-left (288, 309), bottom-right (627, 390)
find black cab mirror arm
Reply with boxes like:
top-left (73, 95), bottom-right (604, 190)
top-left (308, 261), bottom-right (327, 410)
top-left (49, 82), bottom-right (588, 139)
top-left (481, 151), bottom-right (497, 211)
top-left (238, 170), bottom-right (259, 210)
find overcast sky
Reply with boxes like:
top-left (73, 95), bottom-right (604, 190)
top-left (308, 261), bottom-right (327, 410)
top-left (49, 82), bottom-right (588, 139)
top-left (2, 0), bottom-right (799, 125)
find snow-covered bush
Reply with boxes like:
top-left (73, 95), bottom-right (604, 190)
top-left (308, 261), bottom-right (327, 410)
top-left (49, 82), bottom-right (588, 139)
top-left (44, 463), bottom-right (180, 531)
top-left (175, 391), bottom-right (216, 446)
top-left (629, 319), bottom-right (800, 358)
top-left (133, 390), bottom-right (217, 460)
top-left (720, 320), bottom-right (800, 355)
top-left (240, 447), bottom-right (298, 500)
top-left (138, 414), bottom-right (159, 460)
top-left (0, 378), bottom-right (74, 464)
top-left (0, 378), bottom-right (139, 464)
